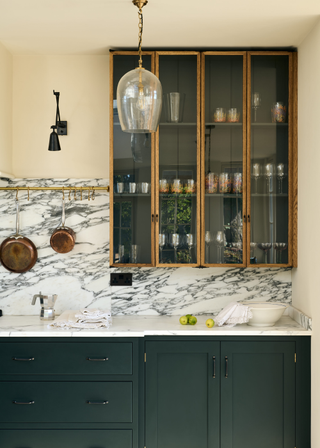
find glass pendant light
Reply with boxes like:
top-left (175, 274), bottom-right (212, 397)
top-left (117, 0), bottom-right (162, 133)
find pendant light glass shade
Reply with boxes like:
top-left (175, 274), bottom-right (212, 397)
top-left (117, 68), bottom-right (162, 133)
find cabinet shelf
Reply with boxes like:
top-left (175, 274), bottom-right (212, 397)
top-left (205, 122), bottom-right (242, 127)
top-left (205, 193), bottom-right (243, 198)
top-left (114, 193), bottom-right (151, 197)
top-left (251, 123), bottom-right (288, 127)
top-left (251, 193), bottom-right (288, 197)
top-left (160, 193), bottom-right (196, 198)
top-left (159, 122), bottom-right (197, 126)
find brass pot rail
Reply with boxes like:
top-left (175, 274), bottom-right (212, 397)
top-left (0, 186), bottom-right (110, 201)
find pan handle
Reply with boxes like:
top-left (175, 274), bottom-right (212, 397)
top-left (61, 199), bottom-right (66, 228)
top-left (15, 199), bottom-right (20, 236)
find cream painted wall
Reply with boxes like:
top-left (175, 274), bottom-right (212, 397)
top-left (292, 17), bottom-right (320, 448)
top-left (12, 55), bottom-right (109, 178)
top-left (0, 42), bottom-right (12, 175)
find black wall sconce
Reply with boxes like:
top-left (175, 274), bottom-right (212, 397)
top-left (48, 90), bottom-right (67, 152)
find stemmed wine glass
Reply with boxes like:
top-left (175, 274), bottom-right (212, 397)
top-left (250, 242), bottom-right (257, 260)
top-left (172, 233), bottom-right (180, 263)
top-left (274, 242), bottom-right (287, 264)
top-left (186, 234), bottom-right (194, 264)
top-left (252, 163), bottom-right (260, 194)
top-left (205, 231), bottom-right (211, 264)
top-left (265, 163), bottom-right (274, 194)
top-left (252, 92), bottom-right (261, 122)
top-left (159, 234), bottom-right (166, 263)
top-left (258, 243), bottom-right (272, 264)
top-left (277, 164), bottom-right (285, 194)
top-left (215, 231), bottom-right (225, 264)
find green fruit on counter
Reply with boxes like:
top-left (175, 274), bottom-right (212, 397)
top-left (188, 316), bottom-right (197, 325)
top-left (206, 318), bottom-right (215, 328)
top-left (179, 316), bottom-right (188, 325)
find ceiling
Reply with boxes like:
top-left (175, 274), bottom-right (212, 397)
top-left (0, 0), bottom-right (319, 55)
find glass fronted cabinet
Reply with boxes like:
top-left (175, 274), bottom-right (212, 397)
top-left (156, 52), bottom-right (200, 266)
top-left (247, 52), bottom-right (295, 266)
top-left (110, 50), bottom-right (297, 268)
top-left (201, 52), bottom-right (247, 266)
top-left (111, 52), bottom-right (155, 266)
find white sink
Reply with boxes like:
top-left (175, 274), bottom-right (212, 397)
top-left (241, 301), bottom-right (288, 327)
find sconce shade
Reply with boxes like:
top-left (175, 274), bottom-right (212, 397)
top-left (117, 68), bottom-right (162, 133)
top-left (48, 126), bottom-right (61, 152)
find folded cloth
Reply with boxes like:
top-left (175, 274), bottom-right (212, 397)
top-left (48, 309), bottom-right (112, 330)
top-left (215, 302), bottom-right (252, 327)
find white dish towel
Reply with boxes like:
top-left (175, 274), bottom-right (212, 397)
top-left (215, 302), bottom-right (253, 327)
top-left (48, 309), bottom-right (112, 330)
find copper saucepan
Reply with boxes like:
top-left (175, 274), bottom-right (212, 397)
top-left (0, 200), bottom-right (38, 273)
top-left (50, 199), bottom-right (75, 253)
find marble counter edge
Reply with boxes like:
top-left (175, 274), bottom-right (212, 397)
top-left (0, 315), bottom-right (312, 337)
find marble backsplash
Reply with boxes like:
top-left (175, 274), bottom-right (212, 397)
top-left (0, 178), bottom-right (292, 316)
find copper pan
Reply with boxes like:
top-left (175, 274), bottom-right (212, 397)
top-left (50, 199), bottom-right (75, 254)
top-left (0, 200), bottom-right (37, 273)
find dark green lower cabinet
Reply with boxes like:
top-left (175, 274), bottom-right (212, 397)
top-left (220, 342), bottom-right (295, 448)
top-left (0, 429), bottom-right (132, 448)
top-left (145, 341), bottom-right (220, 448)
top-left (145, 338), bottom-right (310, 448)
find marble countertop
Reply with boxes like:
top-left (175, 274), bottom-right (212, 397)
top-left (0, 315), bottom-right (312, 337)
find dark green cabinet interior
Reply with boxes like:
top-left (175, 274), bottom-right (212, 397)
top-left (0, 336), bottom-right (310, 448)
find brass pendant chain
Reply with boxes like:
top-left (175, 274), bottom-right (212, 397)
top-left (138, 7), bottom-right (143, 68)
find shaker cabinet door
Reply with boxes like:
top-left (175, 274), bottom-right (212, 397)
top-left (145, 341), bottom-right (220, 448)
top-left (220, 341), bottom-right (296, 448)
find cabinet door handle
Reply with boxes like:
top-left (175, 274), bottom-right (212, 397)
top-left (155, 214), bottom-right (159, 222)
top-left (212, 356), bottom-right (216, 378)
top-left (86, 357), bottom-right (108, 361)
top-left (151, 214), bottom-right (154, 222)
top-left (86, 400), bottom-right (109, 405)
top-left (225, 356), bottom-right (228, 378)
top-left (248, 214), bottom-right (251, 223)
top-left (12, 357), bottom-right (35, 361)
top-left (243, 214), bottom-right (246, 223)
top-left (13, 400), bottom-right (35, 405)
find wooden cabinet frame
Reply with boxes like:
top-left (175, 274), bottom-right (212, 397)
top-left (110, 50), bottom-right (298, 268)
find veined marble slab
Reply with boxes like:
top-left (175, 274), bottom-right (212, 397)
top-left (0, 178), bottom-right (110, 315)
top-left (111, 266), bottom-right (292, 315)
top-left (0, 315), bottom-right (311, 337)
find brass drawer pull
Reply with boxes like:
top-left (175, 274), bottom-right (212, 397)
top-left (86, 400), bottom-right (109, 405)
top-left (12, 357), bottom-right (35, 361)
top-left (86, 357), bottom-right (108, 361)
top-left (13, 400), bottom-right (35, 405)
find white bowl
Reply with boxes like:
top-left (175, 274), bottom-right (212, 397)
top-left (241, 301), bottom-right (288, 327)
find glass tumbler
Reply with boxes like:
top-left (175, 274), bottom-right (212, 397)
top-left (219, 173), bottom-right (231, 194)
top-left (232, 173), bottom-right (242, 194)
top-left (206, 173), bottom-right (218, 194)
top-left (212, 108), bottom-right (226, 123)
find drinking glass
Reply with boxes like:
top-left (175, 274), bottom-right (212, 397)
top-left (205, 231), bottom-right (211, 264)
top-left (131, 245), bottom-right (140, 264)
top-left (159, 234), bottom-right (166, 263)
top-left (140, 182), bottom-right (149, 194)
top-left (232, 173), bottom-right (242, 194)
top-left (117, 182), bottom-right (124, 194)
top-left (252, 163), bottom-right (260, 194)
top-left (277, 163), bottom-right (285, 194)
top-left (172, 233), bottom-right (180, 263)
top-left (172, 179), bottom-right (182, 194)
top-left (185, 179), bottom-right (196, 194)
top-left (128, 182), bottom-right (136, 194)
top-left (186, 233), bottom-right (194, 263)
top-left (215, 231), bottom-right (225, 264)
top-left (159, 179), bottom-right (169, 194)
top-left (212, 108), bottom-right (226, 123)
top-left (227, 108), bottom-right (240, 123)
top-left (165, 92), bottom-right (185, 123)
top-left (252, 92), bottom-right (261, 122)
top-left (219, 173), bottom-right (231, 194)
top-left (118, 245), bottom-right (124, 263)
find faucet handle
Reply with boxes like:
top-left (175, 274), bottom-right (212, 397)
top-left (32, 292), bottom-right (42, 306)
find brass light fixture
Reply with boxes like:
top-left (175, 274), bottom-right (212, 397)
top-left (117, 0), bottom-right (162, 133)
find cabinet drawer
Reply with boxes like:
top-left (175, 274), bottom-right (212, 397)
top-left (0, 382), bottom-right (132, 423)
top-left (0, 342), bottom-right (132, 375)
top-left (0, 429), bottom-right (132, 448)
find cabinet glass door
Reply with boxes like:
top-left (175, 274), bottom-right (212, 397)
top-left (111, 53), bottom-right (154, 266)
top-left (248, 53), bottom-right (291, 266)
top-left (202, 53), bottom-right (246, 266)
top-left (156, 53), bottom-right (200, 266)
